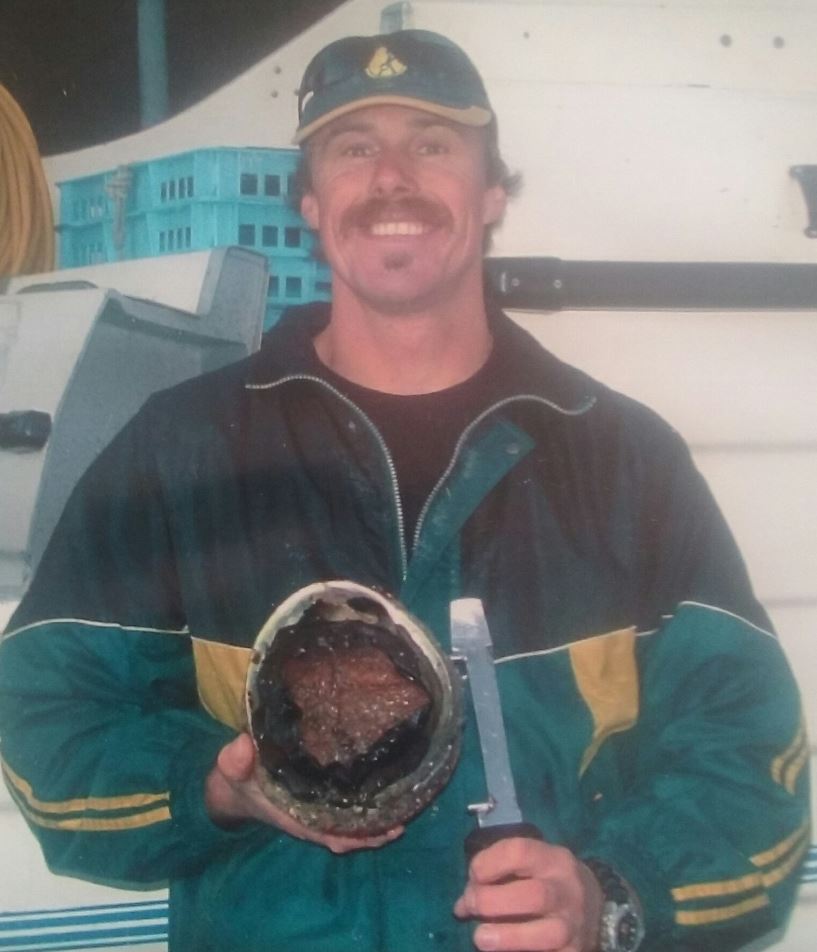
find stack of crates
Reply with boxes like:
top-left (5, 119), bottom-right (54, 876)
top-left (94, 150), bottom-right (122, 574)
top-left (57, 148), bottom-right (332, 328)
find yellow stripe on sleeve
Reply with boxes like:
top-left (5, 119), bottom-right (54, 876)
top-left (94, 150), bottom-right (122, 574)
top-left (770, 721), bottom-right (806, 785)
top-left (675, 894), bottom-right (769, 927)
top-left (760, 833), bottom-right (810, 888)
top-left (673, 823), bottom-right (810, 928)
top-left (671, 872), bottom-right (762, 903)
top-left (750, 820), bottom-right (810, 868)
top-left (672, 828), bottom-right (810, 904)
top-left (782, 743), bottom-right (809, 794)
top-left (9, 783), bottom-right (171, 831)
top-left (2, 759), bottom-right (169, 818)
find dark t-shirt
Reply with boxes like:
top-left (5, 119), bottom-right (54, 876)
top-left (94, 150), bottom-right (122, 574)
top-left (310, 345), bottom-right (500, 551)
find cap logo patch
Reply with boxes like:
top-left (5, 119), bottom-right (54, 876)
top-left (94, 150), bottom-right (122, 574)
top-left (365, 47), bottom-right (408, 79)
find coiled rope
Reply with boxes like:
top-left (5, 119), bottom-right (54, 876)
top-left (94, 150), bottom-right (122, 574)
top-left (0, 84), bottom-right (55, 277)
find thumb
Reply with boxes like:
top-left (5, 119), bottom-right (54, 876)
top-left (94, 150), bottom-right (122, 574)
top-left (217, 732), bottom-right (257, 783)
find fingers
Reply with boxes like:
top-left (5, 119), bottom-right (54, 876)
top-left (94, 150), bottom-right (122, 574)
top-left (215, 732), bottom-right (256, 783)
top-left (240, 787), bottom-right (382, 849)
top-left (454, 840), bottom-right (602, 952)
top-left (320, 825), bottom-right (404, 854)
top-left (263, 802), bottom-right (404, 853)
top-left (471, 917), bottom-right (576, 952)
top-left (455, 879), bottom-right (578, 950)
top-left (455, 876), bottom-right (560, 920)
top-left (470, 839), bottom-right (576, 885)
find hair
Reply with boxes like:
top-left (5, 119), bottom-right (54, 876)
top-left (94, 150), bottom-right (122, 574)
top-left (290, 114), bottom-right (521, 252)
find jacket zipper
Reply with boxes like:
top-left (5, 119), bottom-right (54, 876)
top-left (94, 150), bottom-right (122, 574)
top-left (248, 377), bottom-right (595, 579)
top-left (412, 393), bottom-right (596, 551)
top-left (246, 374), bottom-right (409, 580)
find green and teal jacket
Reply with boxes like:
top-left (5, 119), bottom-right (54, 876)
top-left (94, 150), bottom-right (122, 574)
top-left (0, 305), bottom-right (808, 951)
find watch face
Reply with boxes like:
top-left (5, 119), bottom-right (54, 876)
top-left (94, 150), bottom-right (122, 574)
top-left (590, 861), bottom-right (645, 952)
top-left (617, 908), bottom-right (645, 952)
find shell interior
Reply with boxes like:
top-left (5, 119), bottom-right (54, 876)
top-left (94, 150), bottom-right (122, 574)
top-left (246, 581), bottom-right (462, 834)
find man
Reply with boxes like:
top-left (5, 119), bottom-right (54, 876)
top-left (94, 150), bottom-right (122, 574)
top-left (0, 29), bottom-right (808, 952)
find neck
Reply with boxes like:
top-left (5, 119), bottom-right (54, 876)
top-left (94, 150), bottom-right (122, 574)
top-left (314, 279), bottom-right (493, 395)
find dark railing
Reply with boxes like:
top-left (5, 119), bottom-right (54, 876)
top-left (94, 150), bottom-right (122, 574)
top-left (486, 258), bottom-right (817, 311)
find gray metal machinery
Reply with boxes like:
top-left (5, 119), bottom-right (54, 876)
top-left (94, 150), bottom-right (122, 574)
top-left (0, 246), bottom-right (267, 608)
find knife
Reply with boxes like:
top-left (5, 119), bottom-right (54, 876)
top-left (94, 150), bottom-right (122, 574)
top-left (450, 597), bottom-right (543, 859)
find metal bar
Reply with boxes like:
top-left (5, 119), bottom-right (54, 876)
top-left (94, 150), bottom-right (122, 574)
top-left (137, 0), bottom-right (169, 129)
top-left (485, 258), bottom-right (817, 311)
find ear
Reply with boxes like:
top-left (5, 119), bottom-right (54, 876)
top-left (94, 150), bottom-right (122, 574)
top-left (301, 193), bottom-right (319, 230)
top-left (482, 183), bottom-right (507, 227)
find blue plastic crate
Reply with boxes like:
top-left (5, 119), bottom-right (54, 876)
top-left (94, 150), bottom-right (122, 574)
top-left (142, 147), bottom-right (299, 210)
top-left (56, 146), bottom-right (331, 323)
top-left (56, 170), bottom-right (113, 267)
top-left (57, 222), bottom-right (109, 268)
top-left (58, 172), bottom-right (110, 228)
top-left (57, 148), bottom-right (307, 268)
top-left (264, 256), bottom-right (332, 329)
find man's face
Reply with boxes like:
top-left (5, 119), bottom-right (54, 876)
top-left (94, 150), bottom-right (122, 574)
top-left (300, 105), bottom-right (507, 314)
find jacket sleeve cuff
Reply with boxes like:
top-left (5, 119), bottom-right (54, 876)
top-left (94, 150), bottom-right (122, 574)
top-left (580, 839), bottom-right (674, 948)
top-left (167, 726), bottom-right (276, 870)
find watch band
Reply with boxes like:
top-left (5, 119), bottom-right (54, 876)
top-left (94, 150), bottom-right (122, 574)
top-left (585, 858), bottom-right (645, 952)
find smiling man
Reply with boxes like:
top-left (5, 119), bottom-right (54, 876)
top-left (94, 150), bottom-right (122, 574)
top-left (0, 29), bottom-right (808, 952)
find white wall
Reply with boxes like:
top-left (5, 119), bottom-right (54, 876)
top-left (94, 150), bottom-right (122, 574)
top-left (411, 0), bottom-right (817, 261)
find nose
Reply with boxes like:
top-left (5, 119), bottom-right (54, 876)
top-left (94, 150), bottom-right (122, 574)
top-left (370, 148), bottom-right (417, 198)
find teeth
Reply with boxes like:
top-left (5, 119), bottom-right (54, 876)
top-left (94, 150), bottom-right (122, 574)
top-left (369, 221), bottom-right (428, 237)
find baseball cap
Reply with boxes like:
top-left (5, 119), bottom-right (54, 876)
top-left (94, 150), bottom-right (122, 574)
top-left (294, 29), bottom-right (493, 143)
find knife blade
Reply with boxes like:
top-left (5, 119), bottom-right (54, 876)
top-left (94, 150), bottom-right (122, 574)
top-left (450, 597), bottom-right (543, 858)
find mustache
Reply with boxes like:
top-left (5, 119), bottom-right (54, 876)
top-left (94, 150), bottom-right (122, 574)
top-left (341, 197), bottom-right (452, 232)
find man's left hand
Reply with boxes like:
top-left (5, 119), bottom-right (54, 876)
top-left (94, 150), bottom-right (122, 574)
top-left (453, 838), bottom-right (604, 951)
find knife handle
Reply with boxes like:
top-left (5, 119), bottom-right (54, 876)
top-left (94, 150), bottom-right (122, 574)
top-left (465, 822), bottom-right (544, 862)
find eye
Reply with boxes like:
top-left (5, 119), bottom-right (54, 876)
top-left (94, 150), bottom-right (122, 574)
top-left (416, 139), bottom-right (450, 156)
top-left (339, 140), bottom-right (377, 158)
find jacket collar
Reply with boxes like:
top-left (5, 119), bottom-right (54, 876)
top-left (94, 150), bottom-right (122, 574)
top-left (244, 300), bottom-right (597, 415)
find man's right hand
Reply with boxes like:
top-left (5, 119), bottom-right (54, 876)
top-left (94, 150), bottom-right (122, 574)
top-left (204, 732), bottom-right (403, 853)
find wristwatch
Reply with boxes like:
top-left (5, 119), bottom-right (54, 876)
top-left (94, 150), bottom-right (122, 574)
top-left (585, 858), bottom-right (645, 952)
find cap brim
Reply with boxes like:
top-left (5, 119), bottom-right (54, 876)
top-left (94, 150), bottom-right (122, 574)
top-left (293, 96), bottom-right (492, 144)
